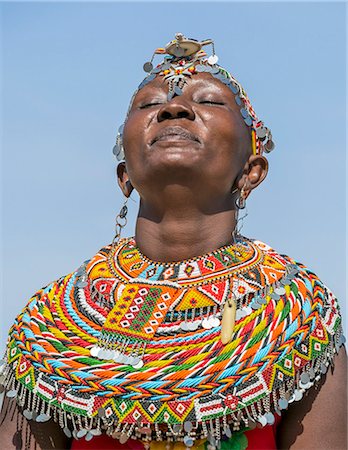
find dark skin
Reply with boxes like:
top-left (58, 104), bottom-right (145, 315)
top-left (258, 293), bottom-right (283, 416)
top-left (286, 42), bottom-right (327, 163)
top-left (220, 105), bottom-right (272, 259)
top-left (118, 73), bottom-right (268, 262)
top-left (1, 72), bottom-right (346, 449)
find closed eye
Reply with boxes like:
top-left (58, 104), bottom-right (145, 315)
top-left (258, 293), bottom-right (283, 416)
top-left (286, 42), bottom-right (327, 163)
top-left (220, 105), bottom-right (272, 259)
top-left (198, 100), bottom-right (225, 105)
top-left (139, 102), bottom-right (163, 109)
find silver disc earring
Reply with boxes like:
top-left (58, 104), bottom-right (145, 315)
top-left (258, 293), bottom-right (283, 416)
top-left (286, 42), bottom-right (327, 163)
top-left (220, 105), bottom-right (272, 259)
top-left (112, 124), bottom-right (125, 161)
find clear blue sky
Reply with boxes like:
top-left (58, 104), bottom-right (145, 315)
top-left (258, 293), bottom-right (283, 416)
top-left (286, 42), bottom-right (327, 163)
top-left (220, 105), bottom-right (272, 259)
top-left (1, 2), bottom-right (346, 349)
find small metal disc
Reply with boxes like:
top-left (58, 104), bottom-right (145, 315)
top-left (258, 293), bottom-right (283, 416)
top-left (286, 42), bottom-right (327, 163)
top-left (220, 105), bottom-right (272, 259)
top-left (183, 435), bottom-right (194, 447)
top-left (104, 349), bottom-right (114, 360)
top-left (257, 415), bottom-right (268, 427)
top-left (36, 413), bottom-right (51, 423)
top-left (6, 389), bottom-right (17, 398)
top-left (173, 423), bottom-right (181, 433)
top-left (240, 108), bottom-right (249, 119)
top-left (174, 85), bottom-right (183, 96)
top-left (300, 372), bottom-right (310, 384)
top-left (187, 321), bottom-right (199, 331)
top-left (90, 346), bottom-right (99, 357)
top-left (208, 55), bottom-right (219, 65)
top-left (258, 296), bottom-right (267, 305)
top-left (231, 83), bottom-right (239, 94)
top-left (132, 358), bottom-right (144, 369)
top-left (76, 429), bottom-right (88, 439)
top-left (265, 140), bottom-right (275, 152)
top-left (180, 322), bottom-right (189, 331)
top-left (202, 318), bottom-right (212, 329)
top-left (119, 433), bottom-right (129, 444)
top-left (339, 334), bottom-right (346, 346)
top-left (256, 127), bottom-right (267, 139)
top-left (270, 292), bottom-right (280, 300)
top-left (278, 398), bottom-right (288, 410)
top-left (265, 412), bottom-right (275, 425)
top-left (143, 62), bottom-right (153, 73)
top-left (224, 425), bottom-right (232, 438)
top-left (280, 278), bottom-right (291, 286)
top-left (235, 309), bottom-right (243, 321)
top-left (23, 409), bottom-right (33, 420)
top-left (127, 356), bottom-right (136, 366)
top-left (235, 95), bottom-right (242, 106)
top-left (250, 302), bottom-right (261, 310)
top-left (162, 63), bottom-right (171, 70)
top-left (320, 363), bottom-right (327, 374)
top-left (300, 381), bottom-right (313, 390)
top-left (209, 317), bottom-right (221, 328)
top-left (152, 66), bottom-right (162, 74)
top-left (77, 281), bottom-right (87, 288)
top-left (204, 65), bottom-right (214, 73)
top-left (210, 66), bottom-right (220, 74)
top-left (308, 367), bottom-right (315, 379)
top-left (184, 421), bottom-right (193, 432)
top-left (63, 427), bottom-right (72, 438)
top-left (244, 116), bottom-right (253, 126)
top-left (195, 64), bottom-right (206, 73)
top-left (207, 433), bottom-right (216, 446)
top-left (243, 306), bottom-right (253, 315)
top-left (275, 287), bottom-right (286, 295)
top-left (294, 389), bottom-right (303, 401)
top-left (90, 429), bottom-right (102, 436)
top-left (85, 432), bottom-right (94, 442)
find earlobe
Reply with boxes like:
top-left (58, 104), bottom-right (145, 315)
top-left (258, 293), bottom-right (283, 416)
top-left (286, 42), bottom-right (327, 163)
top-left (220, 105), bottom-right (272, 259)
top-left (116, 162), bottom-right (134, 198)
top-left (246, 155), bottom-right (269, 192)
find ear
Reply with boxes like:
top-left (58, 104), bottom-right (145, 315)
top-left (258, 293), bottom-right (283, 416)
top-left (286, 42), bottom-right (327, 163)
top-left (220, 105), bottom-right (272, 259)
top-left (237, 154), bottom-right (269, 199)
top-left (116, 162), bottom-right (134, 198)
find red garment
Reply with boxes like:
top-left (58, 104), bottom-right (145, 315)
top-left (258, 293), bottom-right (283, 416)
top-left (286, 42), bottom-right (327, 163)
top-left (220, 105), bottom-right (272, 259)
top-left (71, 415), bottom-right (281, 450)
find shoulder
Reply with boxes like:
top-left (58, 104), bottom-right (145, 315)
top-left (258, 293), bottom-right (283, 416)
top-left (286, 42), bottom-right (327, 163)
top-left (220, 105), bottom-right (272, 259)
top-left (250, 237), bottom-right (347, 448)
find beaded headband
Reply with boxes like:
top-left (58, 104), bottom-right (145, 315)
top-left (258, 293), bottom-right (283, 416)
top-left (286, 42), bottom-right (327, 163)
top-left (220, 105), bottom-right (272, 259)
top-left (113, 33), bottom-right (275, 162)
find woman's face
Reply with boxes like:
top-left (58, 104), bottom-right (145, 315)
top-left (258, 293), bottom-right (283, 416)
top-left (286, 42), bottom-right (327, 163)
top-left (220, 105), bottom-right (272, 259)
top-left (122, 72), bottom-right (254, 200)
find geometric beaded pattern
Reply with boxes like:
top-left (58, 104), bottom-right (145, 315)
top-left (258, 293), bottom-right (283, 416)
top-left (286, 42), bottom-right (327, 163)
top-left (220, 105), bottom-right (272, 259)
top-left (4, 236), bottom-right (344, 427)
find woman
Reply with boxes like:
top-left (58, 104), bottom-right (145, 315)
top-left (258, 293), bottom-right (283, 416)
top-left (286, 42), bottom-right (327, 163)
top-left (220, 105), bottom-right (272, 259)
top-left (1, 33), bottom-right (346, 450)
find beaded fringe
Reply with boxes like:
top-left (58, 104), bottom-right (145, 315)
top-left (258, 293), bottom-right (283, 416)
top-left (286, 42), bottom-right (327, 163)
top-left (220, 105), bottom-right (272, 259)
top-left (0, 325), bottom-right (345, 450)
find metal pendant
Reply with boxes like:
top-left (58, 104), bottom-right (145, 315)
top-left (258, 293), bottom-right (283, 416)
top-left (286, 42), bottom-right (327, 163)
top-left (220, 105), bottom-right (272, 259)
top-left (220, 299), bottom-right (236, 344)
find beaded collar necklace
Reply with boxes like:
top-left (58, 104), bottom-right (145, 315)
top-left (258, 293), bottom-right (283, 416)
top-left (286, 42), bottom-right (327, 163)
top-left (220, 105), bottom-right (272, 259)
top-left (1, 236), bottom-right (344, 449)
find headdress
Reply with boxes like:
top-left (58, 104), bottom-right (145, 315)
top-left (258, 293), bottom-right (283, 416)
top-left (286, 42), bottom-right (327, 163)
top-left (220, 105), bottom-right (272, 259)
top-left (113, 33), bottom-right (275, 162)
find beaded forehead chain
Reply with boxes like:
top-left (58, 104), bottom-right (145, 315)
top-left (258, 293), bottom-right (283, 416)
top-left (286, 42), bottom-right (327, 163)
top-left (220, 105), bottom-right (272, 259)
top-left (113, 33), bottom-right (275, 161)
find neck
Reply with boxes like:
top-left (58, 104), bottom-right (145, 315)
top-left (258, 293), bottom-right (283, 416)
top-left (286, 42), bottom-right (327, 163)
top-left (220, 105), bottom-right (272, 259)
top-left (134, 197), bottom-right (239, 263)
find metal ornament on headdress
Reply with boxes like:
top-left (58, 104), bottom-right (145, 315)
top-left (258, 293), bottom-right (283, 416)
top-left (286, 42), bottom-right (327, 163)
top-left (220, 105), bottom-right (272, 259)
top-left (113, 33), bottom-right (275, 161)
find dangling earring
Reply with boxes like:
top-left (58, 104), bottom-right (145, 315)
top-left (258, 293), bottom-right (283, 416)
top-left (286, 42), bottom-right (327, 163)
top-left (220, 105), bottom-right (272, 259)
top-left (235, 183), bottom-right (247, 210)
top-left (112, 197), bottom-right (129, 245)
top-left (232, 182), bottom-right (248, 240)
top-left (112, 124), bottom-right (125, 161)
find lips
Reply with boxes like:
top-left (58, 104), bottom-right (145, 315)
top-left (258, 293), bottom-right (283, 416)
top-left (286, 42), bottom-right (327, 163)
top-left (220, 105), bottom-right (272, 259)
top-left (151, 126), bottom-right (200, 145)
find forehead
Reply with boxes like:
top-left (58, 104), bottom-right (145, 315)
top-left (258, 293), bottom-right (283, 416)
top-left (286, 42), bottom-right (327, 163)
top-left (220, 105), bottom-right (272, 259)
top-left (133, 72), bottom-right (235, 100)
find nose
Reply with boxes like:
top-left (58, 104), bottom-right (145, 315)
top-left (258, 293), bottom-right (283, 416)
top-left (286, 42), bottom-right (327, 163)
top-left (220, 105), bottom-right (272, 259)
top-left (157, 98), bottom-right (195, 122)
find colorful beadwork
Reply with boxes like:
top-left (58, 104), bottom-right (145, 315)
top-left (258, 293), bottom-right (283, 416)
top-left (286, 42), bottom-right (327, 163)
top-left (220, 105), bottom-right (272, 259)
top-left (113, 33), bottom-right (275, 162)
top-left (0, 235), bottom-right (345, 447)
